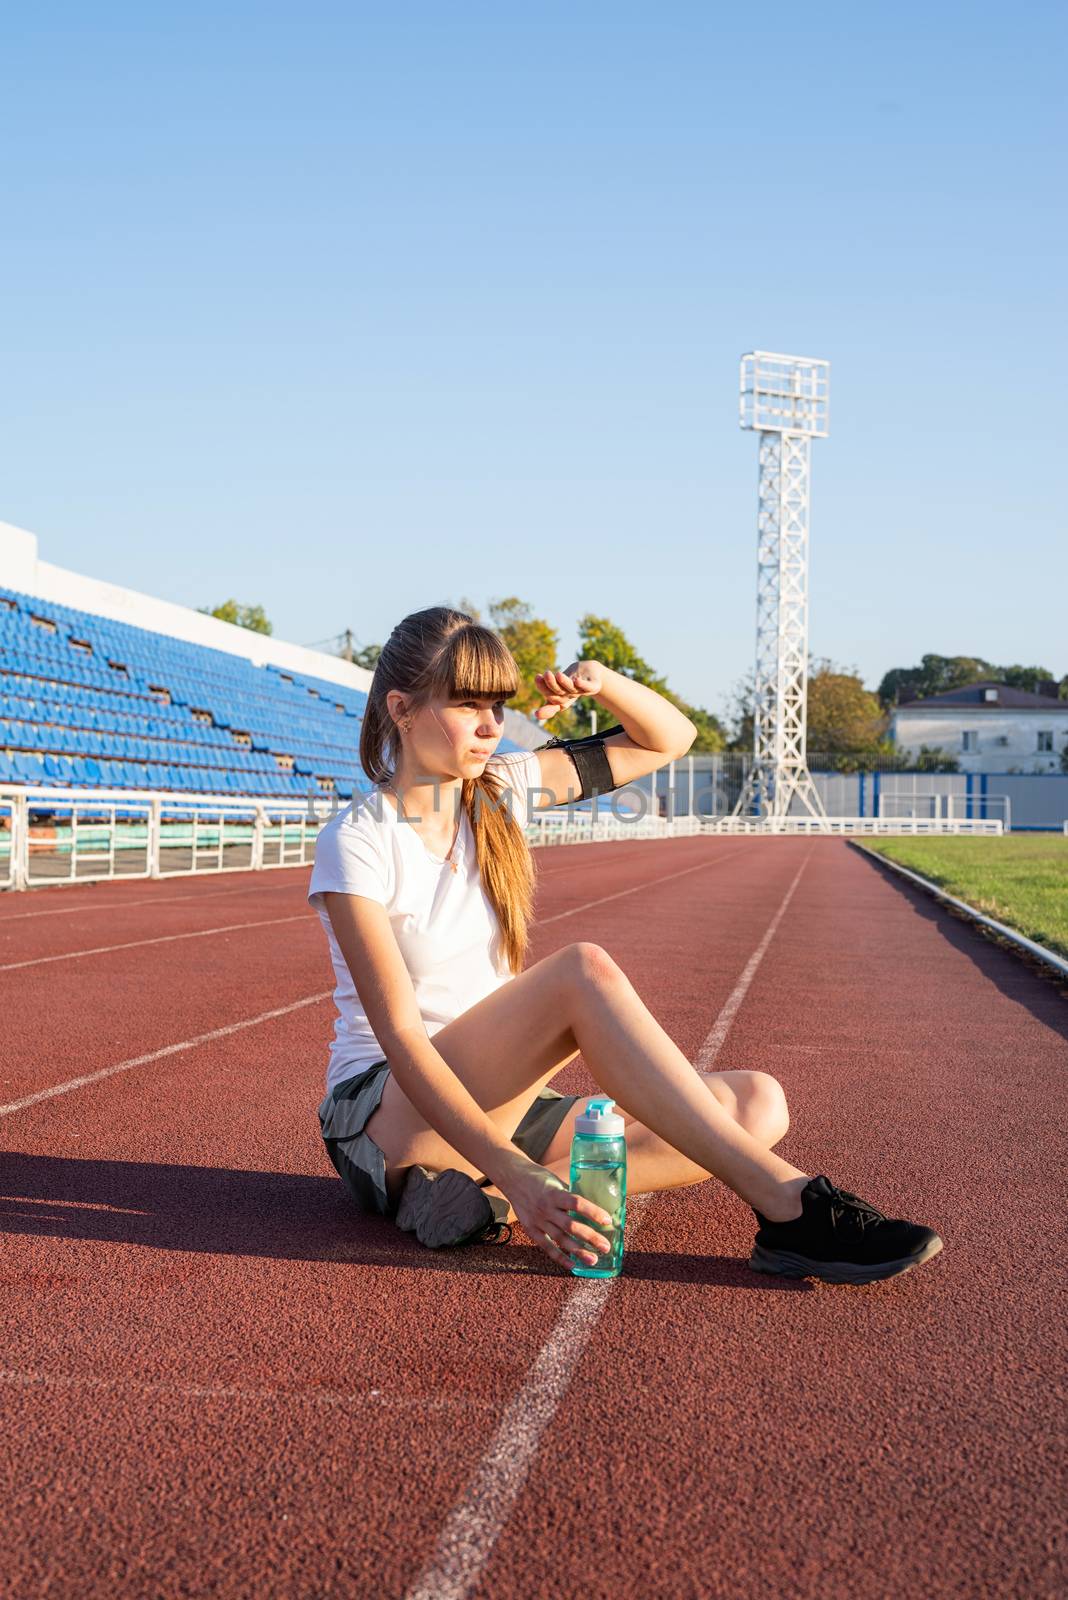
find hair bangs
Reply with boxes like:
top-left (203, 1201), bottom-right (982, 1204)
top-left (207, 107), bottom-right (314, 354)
top-left (434, 626), bottom-right (519, 703)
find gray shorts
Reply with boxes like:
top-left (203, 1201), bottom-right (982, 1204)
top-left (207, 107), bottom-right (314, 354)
top-left (317, 1058), bottom-right (581, 1222)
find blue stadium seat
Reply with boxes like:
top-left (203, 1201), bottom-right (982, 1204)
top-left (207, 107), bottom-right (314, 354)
top-left (43, 753), bottom-right (74, 782)
top-left (0, 584), bottom-right (528, 805)
top-left (14, 753), bottom-right (46, 782)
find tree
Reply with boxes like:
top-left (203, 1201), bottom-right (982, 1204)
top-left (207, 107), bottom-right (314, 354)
top-left (877, 654), bottom-right (990, 707)
top-left (877, 653), bottom-right (1059, 707)
top-left (575, 613), bottom-right (725, 750)
top-left (199, 599), bottom-right (273, 636)
top-left (576, 614), bottom-right (662, 688)
top-left (914, 745), bottom-right (960, 773)
top-left (999, 663), bottom-right (1058, 693)
top-left (683, 705), bottom-right (728, 754)
top-left (445, 601), bottom-right (725, 751)
top-left (724, 670), bottom-right (755, 752)
top-left (488, 597), bottom-right (569, 729)
top-left (724, 660), bottom-right (886, 756)
top-left (806, 659), bottom-right (886, 753)
top-left (725, 658), bottom-right (897, 768)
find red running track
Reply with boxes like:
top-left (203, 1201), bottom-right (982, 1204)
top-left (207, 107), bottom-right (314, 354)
top-left (1, 838), bottom-right (1065, 1599)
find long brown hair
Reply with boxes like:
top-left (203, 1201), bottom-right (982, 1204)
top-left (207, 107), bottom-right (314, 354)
top-left (359, 606), bottom-right (537, 974)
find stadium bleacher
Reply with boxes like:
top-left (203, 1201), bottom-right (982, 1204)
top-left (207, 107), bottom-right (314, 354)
top-left (0, 584), bottom-right (520, 811)
top-left (0, 578), bottom-right (576, 893)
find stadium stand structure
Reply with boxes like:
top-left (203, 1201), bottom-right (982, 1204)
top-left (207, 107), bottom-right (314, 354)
top-left (0, 582), bottom-right (527, 814)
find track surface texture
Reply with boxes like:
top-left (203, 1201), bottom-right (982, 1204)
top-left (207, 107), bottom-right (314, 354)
top-left (2, 839), bottom-right (1065, 1599)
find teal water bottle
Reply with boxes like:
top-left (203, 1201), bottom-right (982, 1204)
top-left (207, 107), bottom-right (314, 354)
top-left (569, 1097), bottom-right (627, 1278)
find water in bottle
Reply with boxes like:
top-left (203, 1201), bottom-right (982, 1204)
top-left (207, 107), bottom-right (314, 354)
top-left (569, 1097), bottom-right (627, 1278)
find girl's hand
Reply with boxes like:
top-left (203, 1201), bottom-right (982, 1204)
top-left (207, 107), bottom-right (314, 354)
top-left (533, 660), bottom-right (605, 724)
top-left (503, 1163), bottom-right (614, 1272)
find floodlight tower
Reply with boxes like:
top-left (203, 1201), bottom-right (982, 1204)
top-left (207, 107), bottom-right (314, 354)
top-left (733, 351), bottom-right (829, 823)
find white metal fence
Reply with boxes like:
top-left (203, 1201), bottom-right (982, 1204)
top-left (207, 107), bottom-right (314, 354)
top-left (876, 790), bottom-right (1012, 830)
top-left (526, 810), bottom-right (1002, 843)
top-left (0, 785), bottom-right (327, 891)
top-left (688, 816), bottom-right (1002, 837)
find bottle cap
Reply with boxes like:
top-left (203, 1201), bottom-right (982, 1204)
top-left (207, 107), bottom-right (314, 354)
top-left (574, 1096), bottom-right (625, 1138)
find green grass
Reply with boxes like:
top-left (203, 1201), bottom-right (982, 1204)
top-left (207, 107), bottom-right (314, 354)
top-left (863, 835), bottom-right (1068, 961)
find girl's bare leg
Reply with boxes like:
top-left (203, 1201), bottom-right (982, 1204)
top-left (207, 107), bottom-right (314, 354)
top-left (553, 946), bottom-right (808, 1220)
top-left (484, 1069), bottom-right (792, 1223)
top-left (365, 942), bottom-right (809, 1221)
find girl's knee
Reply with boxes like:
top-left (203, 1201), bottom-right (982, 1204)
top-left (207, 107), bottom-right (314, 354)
top-left (567, 941), bottom-right (625, 990)
top-left (740, 1070), bottom-right (790, 1142)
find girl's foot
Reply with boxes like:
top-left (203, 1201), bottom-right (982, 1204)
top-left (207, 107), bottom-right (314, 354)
top-left (396, 1166), bottom-right (512, 1248)
top-left (749, 1175), bottom-right (943, 1284)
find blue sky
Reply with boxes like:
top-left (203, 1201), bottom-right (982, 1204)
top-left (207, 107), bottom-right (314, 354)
top-left (2, 2), bottom-right (1064, 721)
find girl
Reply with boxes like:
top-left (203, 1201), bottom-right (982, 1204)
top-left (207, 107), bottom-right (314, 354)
top-left (310, 606), bottom-right (943, 1284)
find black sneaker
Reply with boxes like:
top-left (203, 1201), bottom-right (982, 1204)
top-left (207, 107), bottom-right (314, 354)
top-left (395, 1166), bottom-right (513, 1249)
top-left (749, 1175), bottom-right (943, 1284)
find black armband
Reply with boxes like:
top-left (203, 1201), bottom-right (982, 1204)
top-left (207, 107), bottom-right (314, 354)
top-left (534, 724), bottom-right (626, 801)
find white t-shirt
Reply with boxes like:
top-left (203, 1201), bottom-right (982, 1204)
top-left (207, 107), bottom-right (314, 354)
top-left (308, 747), bottom-right (543, 1094)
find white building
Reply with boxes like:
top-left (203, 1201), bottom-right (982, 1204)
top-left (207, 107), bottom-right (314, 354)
top-left (891, 681), bottom-right (1068, 774)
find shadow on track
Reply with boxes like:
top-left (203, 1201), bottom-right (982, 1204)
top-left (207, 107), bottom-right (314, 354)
top-left (0, 1151), bottom-right (810, 1290)
top-left (854, 848), bottom-right (1068, 1038)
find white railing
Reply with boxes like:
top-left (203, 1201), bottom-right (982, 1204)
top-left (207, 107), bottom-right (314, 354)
top-left (0, 791), bottom-right (18, 891)
top-left (698, 815), bottom-right (1003, 837)
top-left (877, 790), bottom-right (1012, 831)
top-left (525, 811), bottom-right (1003, 842)
top-left (0, 785), bottom-right (335, 891)
top-left (526, 811), bottom-right (706, 846)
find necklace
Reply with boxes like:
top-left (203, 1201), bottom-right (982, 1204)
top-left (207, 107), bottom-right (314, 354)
top-left (384, 781), bottom-right (462, 873)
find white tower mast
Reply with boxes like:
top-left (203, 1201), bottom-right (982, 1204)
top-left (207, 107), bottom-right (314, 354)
top-left (733, 350), bottom-right (829, 823)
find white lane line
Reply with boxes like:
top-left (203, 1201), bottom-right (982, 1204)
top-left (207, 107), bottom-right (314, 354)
top-left (403, 850), bottom-right (811, 1600)
top-left (0, 1368), bottom-right (494, 1411)
top-left (694, 854), bottom-right (811, 1069)
top-left (0, 992), bottom-right (333, 1117)
top-left (0, 873), bottom-right (309, 922)
top-left (538, 849), bottom-right (744, 924)
top-left (0, 912), bottom-right (313, 972)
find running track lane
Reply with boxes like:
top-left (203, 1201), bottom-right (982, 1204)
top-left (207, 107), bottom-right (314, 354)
top-left (1, 835), bottom-right (756, 1595)
top-left (1, 839), bottom-right (1065, 1597)
top-left (465, 840), bottom-right (1068, 1600)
